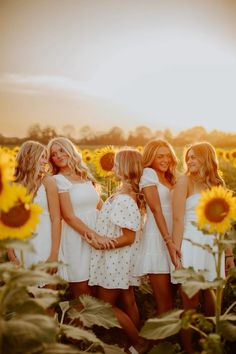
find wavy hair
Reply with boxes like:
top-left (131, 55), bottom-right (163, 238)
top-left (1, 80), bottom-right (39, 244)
top-left (115, 148), bottom-right (145, 215)
top-left (14, 140), bottom-right (46, 196)
top-left (184, 142), bottom-right (224, 187)
top-left (47, 137), bottom-right (95, 183)
top-left (142, 139), bottom-right (178, 185)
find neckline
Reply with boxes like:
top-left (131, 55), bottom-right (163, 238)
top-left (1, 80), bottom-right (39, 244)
top-left (59, 173), bottom-right (90, 185)
top-left (150, 168), bottom-right (173, 191)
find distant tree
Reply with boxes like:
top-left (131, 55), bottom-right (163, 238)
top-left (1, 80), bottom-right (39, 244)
top-left (41, 126), bottom-right (57, 144)
top-left (62, 124), bottom-right (76, 139)
top-left (27, 124), bottom-right (42, 141)
top-left (127, 125), bottom-right (153, 145)
top-left (174, 126), bottom-right (207, 146)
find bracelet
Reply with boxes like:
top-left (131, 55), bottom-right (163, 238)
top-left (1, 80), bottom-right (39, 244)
top-left (225, 255), bottom-right (233, 258)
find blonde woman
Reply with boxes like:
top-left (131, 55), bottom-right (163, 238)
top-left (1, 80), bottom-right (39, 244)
top-left (8, 141), bottom-right (61, 273)
top-left (172, 141), bottom-right (234, 353)
top-left (89, 148), bottom-right (148, 354)
top-left (134, 139), bottom-right (180, 315)
top-left (47, 137), bottom-right (114, 299)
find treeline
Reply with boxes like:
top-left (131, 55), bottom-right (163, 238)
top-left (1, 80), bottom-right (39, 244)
top-left (1, 124), bottom-right (236, 147)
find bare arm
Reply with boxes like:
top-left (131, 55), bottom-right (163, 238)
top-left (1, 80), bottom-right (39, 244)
top-left (172, 176), bottom-right (188, 251)
top-left (43, 177), bottom-right (62, 270)
top-left (143, 185), bottom-right (180, 267)
top-left (59, 192), bottom-right (115, 249)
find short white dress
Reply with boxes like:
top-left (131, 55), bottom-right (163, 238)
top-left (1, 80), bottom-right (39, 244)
top-left (134, 167), bottom-right (172, 276)
top-left (89, 194), bottom-right (141, 289)
top-left (180, 193), bottom-right (225, 281)
top-left (21, 184), bottom-right (52, 268)
top-left (54, 174), bottom-right (99, 282)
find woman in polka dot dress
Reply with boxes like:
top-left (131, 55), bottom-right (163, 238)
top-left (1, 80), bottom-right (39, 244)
top-left (89, 148), bottom-right (147, 353)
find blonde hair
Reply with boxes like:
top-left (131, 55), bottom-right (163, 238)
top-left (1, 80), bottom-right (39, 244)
top-left (14, 140), bottom-right (46, 196)
top-left (142, 139), bottom-right (178, 185)
top-left (47, 137), bottom-right (95, 183)
top-left (115, 148), bottom-right (145, 214)
top-left (184, 142), bottom-right (224, 187)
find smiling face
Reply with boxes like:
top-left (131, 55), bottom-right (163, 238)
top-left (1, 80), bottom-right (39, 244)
top-left (50, 143), bottom-right (69, 169)
top-left (152, 146), bottom-right (172, 172)
top-left (186, 148), bottom-right (201, 174)
top-left (38, 150), bottom-right (47, 173)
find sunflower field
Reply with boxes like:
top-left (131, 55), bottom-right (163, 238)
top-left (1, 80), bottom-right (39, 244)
top-left (1, 144), bottom-right (236, 354)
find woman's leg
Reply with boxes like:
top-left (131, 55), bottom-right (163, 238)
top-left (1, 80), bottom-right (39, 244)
top-left (98, 287), bottom-right (145, 348)
top-left (149, 273), bottom-right (173, 315)
top-left (121, 287), bottom-right (140, 328)
top-left (180, 287), bottom-right (200, 354)
top-left (203, 289), bottom-right (215, 316)
top-left (69, 281), bottom-right (93, 298)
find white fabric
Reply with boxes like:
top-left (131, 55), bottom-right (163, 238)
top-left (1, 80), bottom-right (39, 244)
top-left (54, 174), bottom-right (99, 282)
top-left (134, 167), bottom-right (173, 275)
top-left (89, 194), bottom-right (141, 289)
top-left (19, 184), bottom-right (52, 268)
top-left (180, 193), bottom-right (225, 281)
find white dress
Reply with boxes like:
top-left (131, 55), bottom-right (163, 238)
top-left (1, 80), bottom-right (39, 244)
top-left (54, 174), bottom-right (99, 282)
top-left (89, 194), bottom-right (141, 289)
top-left (21, 184), bottom-right (52, 268)
top-left (180, 193), bottom-right (225, 281)
top-left (134, 167), bottom-right (172, 275)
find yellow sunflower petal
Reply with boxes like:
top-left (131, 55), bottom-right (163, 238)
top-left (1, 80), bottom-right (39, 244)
top-left (195, 185), bottom-right (236, 234)
top-left (93, 145), bottom-right (116, 177)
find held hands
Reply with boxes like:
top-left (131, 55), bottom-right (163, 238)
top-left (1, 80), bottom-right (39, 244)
top-left (84, 231), bottom-right (117, 250)
top-left (46, 255), bottom-right (58, 275)
top-left (165, 238), bottom-right (182, 269)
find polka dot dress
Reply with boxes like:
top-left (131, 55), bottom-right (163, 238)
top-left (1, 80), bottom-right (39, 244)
top-left (89, 194), bottom-right (141, 289)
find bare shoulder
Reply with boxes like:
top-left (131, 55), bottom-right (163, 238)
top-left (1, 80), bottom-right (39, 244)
top-left (175, 174), bottom-right (189, 187)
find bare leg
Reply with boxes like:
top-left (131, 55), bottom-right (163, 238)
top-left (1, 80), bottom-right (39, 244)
top-left (203, 289), bottom-right (215, 316)
top-left (149, 273), bottom-right (173, 315)
top-left (180, 287), bottom-right (200, 354)
top-left (121, 287), bottom-right (140, 328)
top-left (98, 287), bottom-right (144, 347)
top-left (69, 280), bottom-right (92, 298)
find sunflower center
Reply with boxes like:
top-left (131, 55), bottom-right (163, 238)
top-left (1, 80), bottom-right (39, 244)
top-left (100, 153), bottom-right (114, 171)
top-left (1, 202), bottom-right (31, 227)
top-left (204, 198), bottom-right (230, 223)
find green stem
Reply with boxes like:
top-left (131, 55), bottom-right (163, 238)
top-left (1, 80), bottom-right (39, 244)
top-left (215, 235), bottom-right (223, 333)
top-left (223, 300), bottom-right (236, 318)
top-left (189, 324), bottom-right (208, 338)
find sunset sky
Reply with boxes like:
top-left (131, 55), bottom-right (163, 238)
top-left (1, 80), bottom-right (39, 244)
top-left (0, 0), bottom-right (236, 137)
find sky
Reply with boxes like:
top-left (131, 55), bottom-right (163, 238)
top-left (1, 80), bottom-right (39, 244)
top-left (0, 0), bottom-right (236, 137)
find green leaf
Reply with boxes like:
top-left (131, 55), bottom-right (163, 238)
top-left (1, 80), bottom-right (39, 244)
top-left (40, 343), bottom-right (84, 354)
top-left (72, 294), bottom-right (121, 329)
top-left (60, 324), bottom-right (102, 345)
top-left (218, 320), bottom-right (236, 341)
top-left (140, 309), bottom-right (183, 340)
top-left (0, 315), bottom-right (58, 354)
top-left (28, 286), bottom-right (59, 309)
top-left (103, 343), bottom-right (125, 354)
top-left (182, 279), bottom-right (224, 298)
top-left (0, 239), bottom-right (34, 252)
top-left (148, 341), bottom-right (174, 354)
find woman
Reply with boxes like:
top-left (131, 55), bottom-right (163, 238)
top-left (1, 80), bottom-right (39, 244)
top-left (172, 141), bottom-right (234, 353)
top-left (134, 139), bottom-right (180, 315)
top-left (47, 137), bottom-right (113, 299)
top-left (8, 140), bottom-right (61, 274)
top-left (89, 148), bottom-right (148, 354)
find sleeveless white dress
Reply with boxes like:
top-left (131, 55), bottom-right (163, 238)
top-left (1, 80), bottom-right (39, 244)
top-left (89, 194), bottom-right (141, 289)
top-left (21, 184), bottom-right (52, 268)
top-left (54, 174), bottom-right (99, 282)
top-left (134, 168), bottom-right (173, 275)
top-left (180, 193), bottom-right (225, 281)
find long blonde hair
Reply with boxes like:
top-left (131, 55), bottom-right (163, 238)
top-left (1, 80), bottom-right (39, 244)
top-left (14, 140), bottom-right (46, 196)
top-left (115, 148), bottom-right (145, 214)
top-left (184, 142), bottom-right (224, 187)
top-left (47, 137), bottom-right (95, 183)
top-left (142, 139), bottom-right (178, 185)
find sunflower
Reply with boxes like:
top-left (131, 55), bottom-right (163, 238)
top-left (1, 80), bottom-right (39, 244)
top-left (215, 148), bottom-right (225, 159)
top-left (136, 146), bottom-right (144, 153)
top-left (0, 152), bottom-right (18, 211)
top-left (0, 184), bottom-right (42, 240)
top-left (93, 146), bottom-right (116, 177)
top-left (230, 149), bottom-right (236, 161)
top-left (196, 185), bottom-right (236, 234)
top-left (82, 151), bottom-right (94, 164)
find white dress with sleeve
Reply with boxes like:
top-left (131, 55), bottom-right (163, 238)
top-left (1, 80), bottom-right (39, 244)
top-left (54, 174), bottom-right (99, 282)
top-left (134, 167), bottom-right (172, 275)
top-left (89, 194), bottom-right (141, 289)
top-left (20, 184), bottom-right (52, 268)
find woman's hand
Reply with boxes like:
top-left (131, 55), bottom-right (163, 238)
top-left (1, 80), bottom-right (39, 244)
top-left (46, 255), bottom-right (58, 274)
top-left (166, 240), bottom-right (181, 269)
top-left (225, 255), bottom-right (235, 276)
top-left (84, 232), bottom-right (117, 249)
top-left (7, 249), bottom-right (20, 266)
